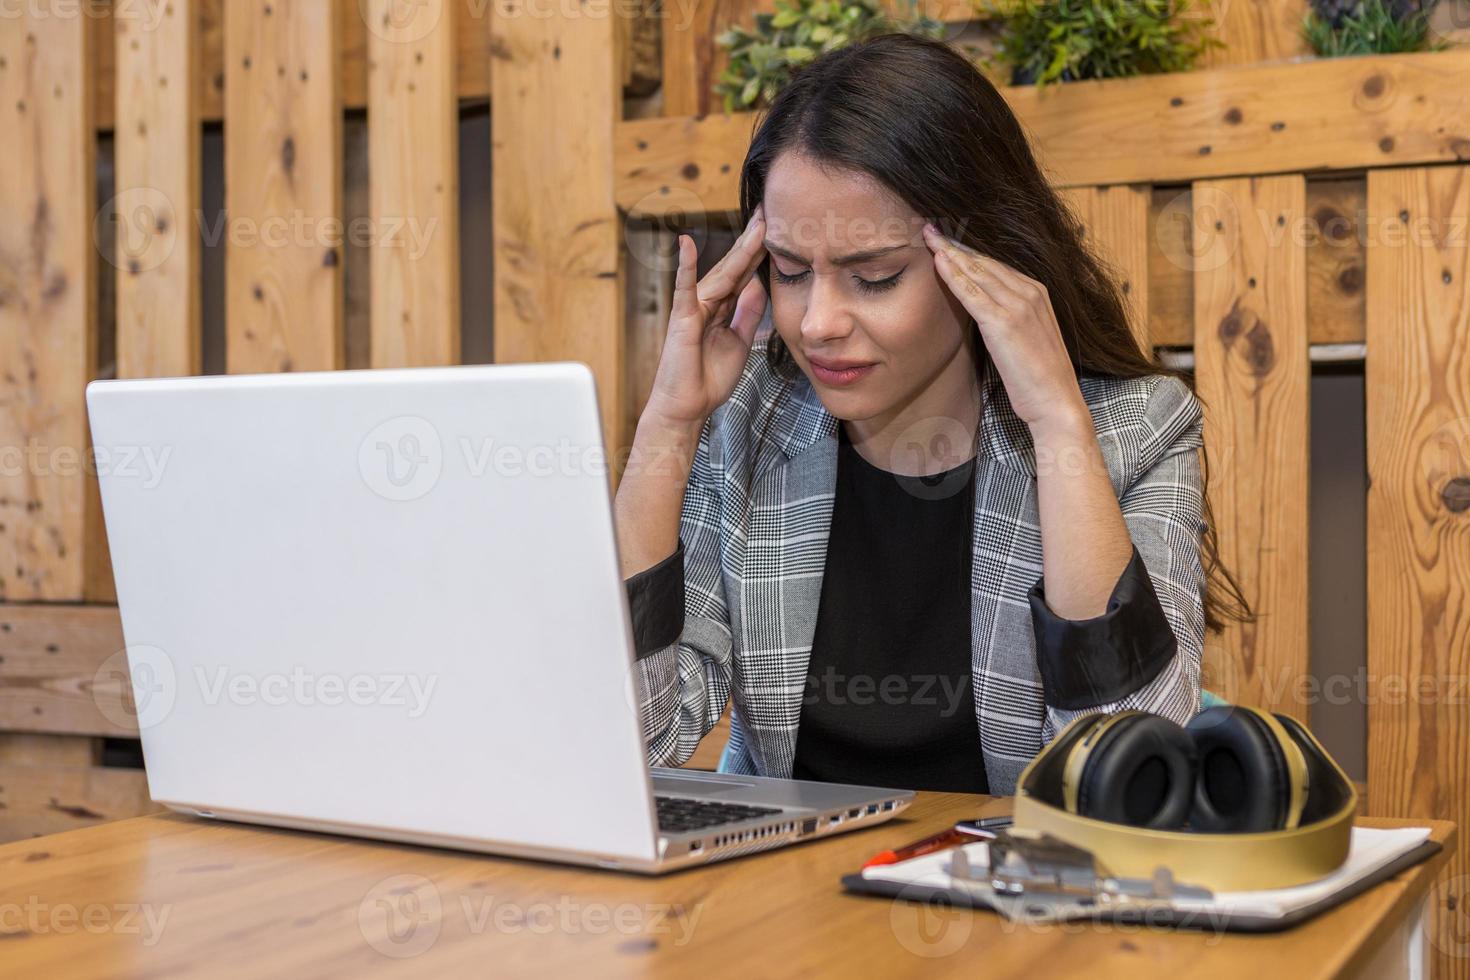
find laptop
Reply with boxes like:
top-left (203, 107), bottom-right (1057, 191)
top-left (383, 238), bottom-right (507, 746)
top-left (85, 362), bottom-right (913, 873)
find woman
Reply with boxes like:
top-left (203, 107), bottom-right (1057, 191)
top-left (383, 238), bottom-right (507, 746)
top-left (613, 33), bottom-right (1249, 795)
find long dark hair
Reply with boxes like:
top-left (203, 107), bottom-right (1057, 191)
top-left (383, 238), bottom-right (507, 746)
top-left (737, 32), bottom-right (1251, 634)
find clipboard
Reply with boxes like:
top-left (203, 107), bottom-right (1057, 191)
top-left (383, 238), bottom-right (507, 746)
top-left (841, 825), bottom-right (1441, 932)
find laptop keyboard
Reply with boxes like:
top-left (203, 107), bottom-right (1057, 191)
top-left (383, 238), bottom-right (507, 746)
top-left (654, 795), bottom-right (782, 834)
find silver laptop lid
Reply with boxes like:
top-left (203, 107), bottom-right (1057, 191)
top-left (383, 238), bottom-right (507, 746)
top-left (86, 363), bottom-right (658, 863)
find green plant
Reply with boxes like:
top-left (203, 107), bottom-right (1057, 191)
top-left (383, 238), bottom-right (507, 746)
top-left (713, 0), bottom-right (949, 113)
top-left (1302, 0), bottom-right (1451, 55)
top-left (983, 0), bottom-right (1223, 89)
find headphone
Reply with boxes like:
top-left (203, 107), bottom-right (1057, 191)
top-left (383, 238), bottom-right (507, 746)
top-left (1013, 706), bottom-right (1359, 890)
top-left (1059, 706), bottom-right (1308, 833)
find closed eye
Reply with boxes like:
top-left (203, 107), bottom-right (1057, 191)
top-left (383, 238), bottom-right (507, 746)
top-left (771, 268), bottom-right (906, 295)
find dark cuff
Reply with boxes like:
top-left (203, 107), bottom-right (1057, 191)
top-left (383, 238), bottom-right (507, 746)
top-left (624, 540), bottom-right (686, 661)
top-left (1027, 544), bottom-right (1177, 710)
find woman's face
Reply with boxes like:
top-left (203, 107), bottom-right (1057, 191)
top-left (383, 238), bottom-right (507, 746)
top-left (762, 152), bottom-right (974, 424)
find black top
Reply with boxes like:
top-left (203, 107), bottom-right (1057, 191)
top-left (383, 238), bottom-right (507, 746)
top-left (790, 424), bottom-right (988, 793)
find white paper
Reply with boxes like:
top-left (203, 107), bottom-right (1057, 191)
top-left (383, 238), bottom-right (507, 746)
top-left (861, 827), bottom-right (1432, 920)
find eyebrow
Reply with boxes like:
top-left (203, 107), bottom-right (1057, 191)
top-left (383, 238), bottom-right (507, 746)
top-left (762, 241), bottom-right (910, 268)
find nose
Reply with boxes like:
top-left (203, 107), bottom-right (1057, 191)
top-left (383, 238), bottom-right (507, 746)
top-left (799, 273), bottom-right (854, 344)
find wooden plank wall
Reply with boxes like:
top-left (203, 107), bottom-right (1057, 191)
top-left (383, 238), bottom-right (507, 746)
top-left (617, 48), bottom-right (1470, 215)
top-left (490, 0), bottom-right (625, 461)
top-left (0, 608), bottom-right (156, 839)
top-left (224, 0), bottom-right (343, 373)
top-left (623, 225), bottom-right (677, 451)
top-left (91, 0), bottom-right (662, 131)
top-left (1192, 177), bottom-right (1312, 719)
top-left (1197, 0), bottom-right (1312, 67)
top-left (1365, 165), bottom-right (1470, 978)
top-left (0, 734), bottom-right (159, 840)
top-left (0, 10), bottom-right (97, 603)
top-left (115, 1), bottom-right (201, 381)
top-left (1059, 184), bottom-right (1152, 351)
top-left (366, 0), bottom-right (461, 367)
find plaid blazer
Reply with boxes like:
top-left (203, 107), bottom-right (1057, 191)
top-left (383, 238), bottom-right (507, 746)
top-left (630, 332), bottom-right (1207, 795)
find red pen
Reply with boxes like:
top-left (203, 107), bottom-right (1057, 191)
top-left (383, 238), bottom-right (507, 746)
top-left (863, 824), bottom-right (991, 869)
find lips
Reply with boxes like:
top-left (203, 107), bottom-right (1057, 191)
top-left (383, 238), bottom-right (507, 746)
top-left (807, 356), bottom-right (876, 387)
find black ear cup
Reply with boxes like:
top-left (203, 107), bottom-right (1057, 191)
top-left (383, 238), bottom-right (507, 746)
top-left (1074, 714), bottom-right (1198, 830)
top-left (1185, 706), bottom-right (1291, 833)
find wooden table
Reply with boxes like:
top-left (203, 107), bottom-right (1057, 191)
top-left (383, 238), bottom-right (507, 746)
top-left (0, 793), bottom-right (1453, 978)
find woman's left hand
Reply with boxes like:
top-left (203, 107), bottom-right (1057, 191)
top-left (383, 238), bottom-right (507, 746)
top-left (922, 222), bottom-right (1089, 432)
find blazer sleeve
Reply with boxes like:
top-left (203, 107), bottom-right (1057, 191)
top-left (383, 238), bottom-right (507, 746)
top-left (621, 417), bottom-right (734, 767)
top-left (1034, 377), bottom-right (1207, 739)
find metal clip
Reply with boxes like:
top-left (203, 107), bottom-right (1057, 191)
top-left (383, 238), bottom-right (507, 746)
top-left (946, 829), bottom-right (1212, 920)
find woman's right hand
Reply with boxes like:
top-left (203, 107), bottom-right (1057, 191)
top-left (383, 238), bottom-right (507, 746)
top-left (642, 205), bottom-right (769, 428)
